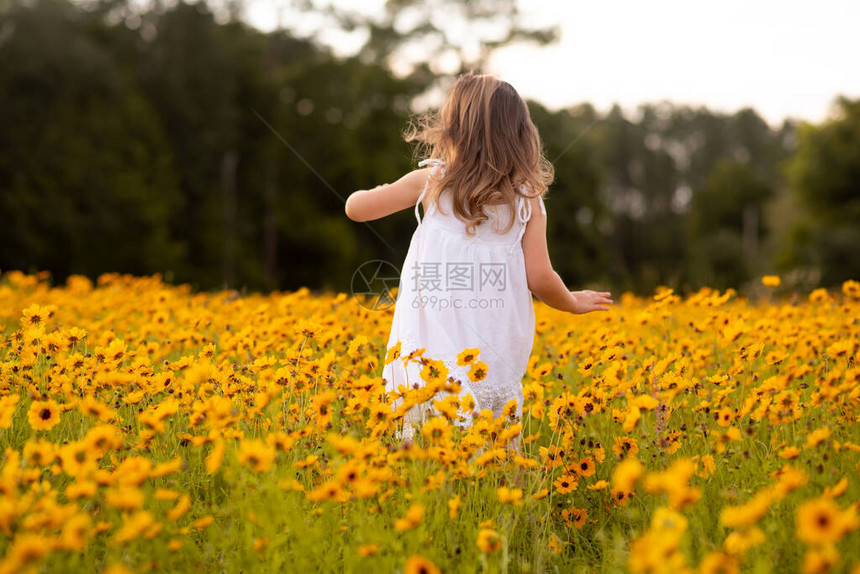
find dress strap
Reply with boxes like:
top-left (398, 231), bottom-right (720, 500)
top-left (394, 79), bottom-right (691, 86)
top-left (508, 189), bottom-right (546, 254)
top-left (415, 159), bottom-right (445, 225)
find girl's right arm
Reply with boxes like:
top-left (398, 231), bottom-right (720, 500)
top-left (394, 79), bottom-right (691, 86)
top-left (522, 196), bottom-right (613, 314)
top-left (345, 169), bottom-right (429, 222)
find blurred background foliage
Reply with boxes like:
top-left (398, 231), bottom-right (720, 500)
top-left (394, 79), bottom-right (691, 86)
top-left (0, 0), bottom-right (857, 294)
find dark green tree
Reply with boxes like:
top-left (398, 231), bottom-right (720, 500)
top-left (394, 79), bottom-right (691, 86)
top-left (781, 96), bottom-right (860, 286)
top-left (688, 159), bottom-right (774, 289)
top-left (0, 0), bottom-right (185, 280)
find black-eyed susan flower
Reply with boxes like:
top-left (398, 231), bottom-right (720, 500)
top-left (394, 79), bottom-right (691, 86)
top-left (205, 439), bottom-right (226, 475)
top-left (404, 554), bottom-right (441, 574)
top-left (307, 480), bottom-right (347, 502)
top-left (842, 279), bottom-right (860, 299)
top-left (394, 502), bottom-right (425, 531)
top-left (467, 361), bottom-right (488, 383)
top-left (576, 457), bottom-right (596, 478)
top-left (497, 486), bottom-right (523, 507)
top-left (58, 513), bottom-right (92, 552)
top-left (20, 304), bottom-right (51, 327)
top-left (28, 399), bottom-right (61, 431)
top-left (193, 515), bottom-right (214, 530)
top-left (448, 495), bottom-right (460, 519)
top-left (113, 511), bottom-right (155, 544)
top-left (167, 494), bottom-right (192, 521)
top-left (612, 458), bottom-right (644, 493)
top-left (795, 496), bottom-right (858, 546)
top-left (0, 396), bottom-right (19, 429)
top-left (476, 529), bottom-right (501, 553)
top-left (237, 439), bottom-right (275, 473)
top-left (456, 347), bottom-right (480, 367)
top-left (698, 551), bottom-right (740, 573)
top-left (421, 417), bottom-right (452, 444)
top-left (420, 359), bottom-right (448, 386)
top-left (553, 474), bottom-right (578, 494)
top-left (64, 480), bottom-right (98, 500)
top-left (570, 507), bottom-right (588, 529)
top-left (613, 436), bottom-right (639, 458)
top-left (385, 341), bottom-right (402, 365)
top-left (22, 439), bottom-right (56, 467)
top-left (104, 486), bottom-right (145, 511)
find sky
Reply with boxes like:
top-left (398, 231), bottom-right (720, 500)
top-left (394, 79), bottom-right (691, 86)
top-left (243, 0), bottom-right (860, 127)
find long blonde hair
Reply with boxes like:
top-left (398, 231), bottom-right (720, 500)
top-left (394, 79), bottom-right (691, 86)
top-left (404, 72), bottom-right (554, 235)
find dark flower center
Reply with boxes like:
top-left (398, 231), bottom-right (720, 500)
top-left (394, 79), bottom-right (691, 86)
top-left (40, 408), bottom-right (52, 420)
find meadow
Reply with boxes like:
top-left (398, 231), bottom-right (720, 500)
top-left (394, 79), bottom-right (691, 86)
top-left (0, 270), bottom-right (858, 573)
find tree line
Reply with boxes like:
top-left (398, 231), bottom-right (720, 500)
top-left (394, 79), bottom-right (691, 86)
top-left (1, 0), bottom-right (857, 295)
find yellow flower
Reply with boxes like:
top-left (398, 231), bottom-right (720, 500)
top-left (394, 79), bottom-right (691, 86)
top-left (20, 304), bottom-right (52, 327)
top-left (553, 474), bottom-right (578, 494)
top-left (723, 527), bottom-right (765, 556)
top-left (476, 529), bottom-right (502, 553)
top-left (779, 446), bottom-right (801, 459)
top-left (59, 442), bottom-right (98, 478)
top-left (613, 436), bottom-right (639, 458)
top-left (720, 485), bottom-right (780, 529)
top-left (573, 507), bottom-right (588, 529)
top-left (237, 439), bottom-right (275, 473)
top-left (404, 555), bottom-right (441, 574)
top-left (385, 342), bottom-right (402, 365)
top-left (716, 406), bottom-right (733, 427)
top-left (699, 551), bottom-right (740, 574)
top-left (448, 495), bottom-right (460, 519)
top-left (497, 486), bottom-right (523, 507)
top-left (205, 439), bottom-right (226, 475)
top-left (575, 457), bottom-right (596, 478)
top-left (167, 494), bottom-right (192, 521)
top-left (22, 439), bottom-right (56, 467)
top-left (822, 478), bottom-right (849, 499)
top-left (104, 486), bottom-right (145, 511)
top-left (193, 515), bottom-right (214, 530)
top-left (804, 427), bottom-right (831, 449)
top-left (65, 480), bottom-right (98, 499)
top-left (622, 406), bottom-right (641, 433)
top-left (808, 288), bottom-right (829, 303)
top-left (467, 361), bottom-right (488, 383)
top-left (612, 457), bottom-right (644, 493)
top-left (151, 457), bottom-right (183, 478)
top-left (58, 513), bottom-right (92, 551)
top-left (4, 532), bottom-right (51, 567)
top-left (531, 488), bottom-right (549, 500)
top-left (421, 417), bottom-right (452, 444)
top-left (306, 480), bottom-right (346, 503)
top-left (28, 399), bottom-right (62, 431)
top-left (802, 544), bottom-right (839, 574)
top-left (357, 544), bottom-right (379, 557)
top-left (113, 511), bottom-right (156, 544)
top-left (394, 503), bottom-right (425, 532)
top-left (419, 359), bottom-right (448, 385)
top-left (842, 279), bottom-right (860, 299)
top-left (0, 396), bottom-right (19, 429)
top-left (762, 275), bottom-right (781, 287)
top-left (795, 497), bottom-right (858, 546)
top-left (456, 347), bottom-right (480, 366)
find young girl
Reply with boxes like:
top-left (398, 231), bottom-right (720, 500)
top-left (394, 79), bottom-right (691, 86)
top-left (345, 72), bottom-right (612, 441)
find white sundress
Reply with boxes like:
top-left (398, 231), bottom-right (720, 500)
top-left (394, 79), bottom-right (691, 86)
top-left (381, 158), bottom-right (547, 438)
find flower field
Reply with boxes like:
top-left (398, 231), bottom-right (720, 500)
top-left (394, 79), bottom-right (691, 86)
top-left (1, 271), bottom-right (859, 573)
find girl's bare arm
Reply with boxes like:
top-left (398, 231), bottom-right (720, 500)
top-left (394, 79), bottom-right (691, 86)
top-left (345, 169), bottom-right (430, 222)
top-left (522, 195), bottom-right (612, 314)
